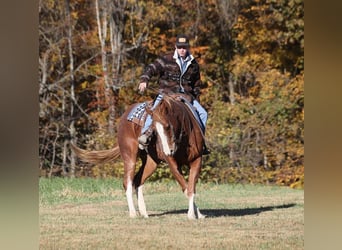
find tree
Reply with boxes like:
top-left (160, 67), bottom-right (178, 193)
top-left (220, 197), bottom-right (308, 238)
top-left (64, 0), bottom-right (77, 176)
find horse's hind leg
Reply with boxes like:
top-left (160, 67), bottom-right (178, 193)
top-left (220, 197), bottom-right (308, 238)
top-left (121, 152), bottom-right (139, 218)
top-left (187, 157), bottom-right (205, 219)
top-left (133, 155), bottom-right (158, 218)
top-left (118, 106), bottom-right (146, 218)
top-left (123, 164), bottom-right (137, 218)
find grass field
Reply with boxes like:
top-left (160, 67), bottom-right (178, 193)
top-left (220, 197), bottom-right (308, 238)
top-left (39, 178), bottom-right (304, 249)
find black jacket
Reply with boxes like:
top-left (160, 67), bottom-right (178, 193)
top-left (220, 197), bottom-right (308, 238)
top-left (140, 50), bottom-right (203, 99)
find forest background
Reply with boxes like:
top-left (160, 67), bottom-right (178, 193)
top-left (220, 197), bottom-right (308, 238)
top-left (39, 0), bottom-right (304, 188)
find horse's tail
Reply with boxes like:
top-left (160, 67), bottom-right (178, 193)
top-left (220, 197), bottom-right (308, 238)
top-left (70, 143), bottom-right (120, 164)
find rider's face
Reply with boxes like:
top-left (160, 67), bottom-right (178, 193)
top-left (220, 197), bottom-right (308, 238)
top-left (176, 46), bottom-right (189, 58)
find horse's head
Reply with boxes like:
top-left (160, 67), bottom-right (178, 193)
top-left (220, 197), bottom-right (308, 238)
top-left (149, 96), bottom-right (181, 156)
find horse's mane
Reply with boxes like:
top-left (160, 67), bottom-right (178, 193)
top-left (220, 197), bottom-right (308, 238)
top-left (153, 94), bottom-right (204, 158)
top-left (158, 94), bottom-right (194, 129)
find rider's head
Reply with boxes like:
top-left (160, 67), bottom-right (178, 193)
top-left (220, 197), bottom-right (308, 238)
top-left (175, 34), bottom-right (190, 58)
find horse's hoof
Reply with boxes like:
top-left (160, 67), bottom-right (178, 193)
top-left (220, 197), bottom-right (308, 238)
top-left (187, 212), bottom-right (196, 220)
top-left (129, 212), bottom-right (137, 218)
top-left (138, 212), bottom-right (149, 218)
top-left (198, 214), bottom-right (206, 219)
top-left (197, 208), bottom-right (206, 219)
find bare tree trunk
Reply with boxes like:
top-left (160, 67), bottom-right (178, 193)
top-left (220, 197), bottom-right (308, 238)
top-left (215, 0), bottom-right (240, 29)
top-left (39, 52), bottom-right (48, 96)
top-left (62, 140), bottom-right (68, 176)
top-left (228, 75), bottom-right (236, 105)
top-left (65, 0), bottom-right (76, 177)
top-left (48, 124), bottom-right (59, 177)
top-left (109, 0), bottom-right (128, 132)
top-left (95, 0), bottom-right (115, 135)
top-left (193, 0), bottom-right (201, 42)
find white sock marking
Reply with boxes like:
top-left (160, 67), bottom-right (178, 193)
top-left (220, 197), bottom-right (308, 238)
top-left (188, 193), bottom-right (196, 219)
top-left (137, 185), bottom-right (148, 218)
top-left (187, 193), bottom-right (205, 219)
top-left (125, 179), bottom-right (136, 217)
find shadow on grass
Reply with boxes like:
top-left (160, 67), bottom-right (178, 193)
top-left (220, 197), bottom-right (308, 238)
top-left (149, 203), bottom-right (296, 218)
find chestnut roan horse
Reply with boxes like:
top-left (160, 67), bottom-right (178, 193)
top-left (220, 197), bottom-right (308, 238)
top-left (72, 93), bottom-right (205, 219)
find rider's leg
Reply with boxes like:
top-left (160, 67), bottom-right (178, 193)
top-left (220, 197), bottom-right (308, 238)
top-left (192, 100), bottom-right (207, 132)
top-left (141, 115), bottom-right (152, 134)
top-left (192, 100), bottom-right (210, 155)
top-left (138, 94), bottom-right (163, 147)
top-left (138, 115), bottom-right (153, 148)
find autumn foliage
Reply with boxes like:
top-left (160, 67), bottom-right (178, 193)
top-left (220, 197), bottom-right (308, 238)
top-left (39, 0), bottom-right (304, 188)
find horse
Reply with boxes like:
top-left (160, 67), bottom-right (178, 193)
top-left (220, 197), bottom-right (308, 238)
top-left (71, 93), bottom-right (205, 219)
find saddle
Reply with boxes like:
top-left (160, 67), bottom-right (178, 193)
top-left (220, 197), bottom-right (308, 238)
top-left (127, 94), bottom-right (204, 133)
top-left (127, 102), bottom-right (149, 126)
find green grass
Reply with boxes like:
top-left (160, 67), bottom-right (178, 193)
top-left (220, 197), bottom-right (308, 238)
top-left (40, 178), bottom-right (304, 249)
top-left (39, 178), bottom-right (123, 205)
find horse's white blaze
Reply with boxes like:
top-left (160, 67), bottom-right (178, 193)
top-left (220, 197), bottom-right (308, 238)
top-left (137, 185), bottom-right (148, 218)
top-left (156, 122), bottom-right (171, 155)
top-left (125, 179), bottom-right (136, 217)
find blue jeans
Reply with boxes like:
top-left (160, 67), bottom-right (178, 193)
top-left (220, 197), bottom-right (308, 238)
top-left (141, 94), bottom-right (208, 134)
top-left (193, 99), bottom-right (207, 132)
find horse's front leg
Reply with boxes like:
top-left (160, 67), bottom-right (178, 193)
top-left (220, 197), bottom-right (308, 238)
top-left (136, 185), bottom-right (147, 218)
top-left (187, 157), bottom-right (205, 219)
top-left (134, 155), bottom-right (158, 218)
top-left (187, 192), bottom-right (205, 219)
top-left (166, 157), bottom-right (188, 192)
top-left (167, 157), bottom-right (205, 219)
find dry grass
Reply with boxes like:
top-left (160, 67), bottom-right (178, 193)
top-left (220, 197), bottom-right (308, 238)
top-left (40, 178), bottom-right (304, 249)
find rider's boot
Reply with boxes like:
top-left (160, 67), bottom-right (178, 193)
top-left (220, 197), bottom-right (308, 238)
top-left (202, 143), bottom-right (211, 155)
top-left (138, 127), bottom-right (153, 149)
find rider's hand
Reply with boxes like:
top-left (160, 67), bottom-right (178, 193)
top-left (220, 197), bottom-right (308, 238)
top-left (138, 82), bottom-right (147, 93)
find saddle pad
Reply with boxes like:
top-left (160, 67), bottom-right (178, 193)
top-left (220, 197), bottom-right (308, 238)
top-left (127, 102), bottom-right (147, 126)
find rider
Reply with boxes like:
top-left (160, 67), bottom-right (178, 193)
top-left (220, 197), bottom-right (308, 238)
top-left (138, 34), bottom-right (210, 155)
